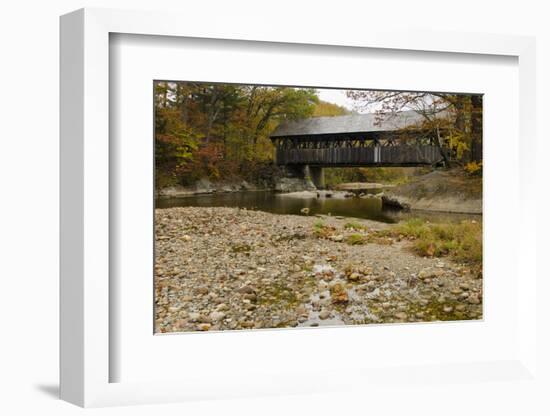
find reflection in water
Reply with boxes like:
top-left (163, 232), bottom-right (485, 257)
top-left (157, 191), bottom-right (395, 223)
top-left (156, 191), bottom-right (479, 224)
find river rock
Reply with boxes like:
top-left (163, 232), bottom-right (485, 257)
top-left (329, 282), bottom-right (349, 304)
top-left (296, 306), bottom-right (308, 316)
top-left (347, 272), bottom-right (361, 282)
top-left (394, 312), bottom-right (408, 320)
top-left (155, 206), bottom-right (483, 333)
top-left (238, 285), bottom-right (256, 295)
top-left (243, 293), bottom-right (257, 302)
top-left (467, 295), bottom-right (481, 304)
top-left (319, 309), bottom-right (330, 320)
top-left (209, 311), bottom-right (226, 321)
top-left (188, 312), bottom-right (201, 322)
top-left (197, 323), bottom-right (211, 331)
top-left (196, 287), bottom-right (209, 295)
top-left (419, 269), bottom-right (444, 280)
top-left (381, 195), bottom-right (411, 211)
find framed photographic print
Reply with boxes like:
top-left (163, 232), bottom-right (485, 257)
top-left (152, 80), bottom-right (484, 334)
top-left (60, 7), bottom-right (540, 409)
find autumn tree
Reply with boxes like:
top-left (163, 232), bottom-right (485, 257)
top-left (346, 90), bottom-right (482, 164)
top-left (154, 82), bottom-right (319, 186)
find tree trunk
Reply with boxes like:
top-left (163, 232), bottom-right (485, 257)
top-left (177, 84), bottom-right (189, 124)
top-left (204, 90), bottom-right (220, 143)
top-left (470, 95), bottom-right (483, 162)
top-left (435, 126), bottom-right (449, 166)
top-left (454, 95), bottom-right (472, 162)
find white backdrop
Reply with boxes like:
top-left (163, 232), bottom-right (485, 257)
top-left (1, 1), bottom-right (549, 415)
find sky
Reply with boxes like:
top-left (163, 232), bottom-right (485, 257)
top-left (316, 88), bottom-right (357, 112)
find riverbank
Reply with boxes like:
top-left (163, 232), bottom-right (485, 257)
top-left (155, 207), bottom-right (482, 333)
top-left (383, 169), bottom-right (482, 214)
top-left (156, 178), bottom-right (261, 198)
top-left (157, 167), bottom-right (482, 216)
top-left (157, 171), bottom-right (315, 198)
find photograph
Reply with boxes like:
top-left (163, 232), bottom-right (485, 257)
top-left (154, 81), bottom-right (483, 333)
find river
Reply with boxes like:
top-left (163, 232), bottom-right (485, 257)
top-left (156, 190), bottom-right (479, 224)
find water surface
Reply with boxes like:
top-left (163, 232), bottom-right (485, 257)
top-left (156, 191), bottom-right (478, 224)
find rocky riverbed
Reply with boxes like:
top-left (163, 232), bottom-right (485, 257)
top-left (155, 207), bottom-right (482, 333)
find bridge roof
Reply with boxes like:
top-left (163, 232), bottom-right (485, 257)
top-left (270, 110), bottom-right (439, 139)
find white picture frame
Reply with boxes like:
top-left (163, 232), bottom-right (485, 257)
top-left (60, 7), bottom-right (539, 408)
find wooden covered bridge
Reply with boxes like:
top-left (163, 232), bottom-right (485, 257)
top-left (270, 111), bottom-right (448, 188)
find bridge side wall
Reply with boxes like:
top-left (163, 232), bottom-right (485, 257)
top-left (275, 144), bottom-right (444, 166)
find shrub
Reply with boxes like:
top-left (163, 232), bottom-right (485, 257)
top-left (464, 161), bottom-right (482, 176)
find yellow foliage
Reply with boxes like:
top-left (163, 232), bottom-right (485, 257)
top-left (464, 161), bottom-right (482, 176)
top-left (313, 100), bottom-right (349, 117)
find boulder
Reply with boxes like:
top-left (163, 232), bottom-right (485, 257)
top-left (381, 195), bottom-right (411, 211)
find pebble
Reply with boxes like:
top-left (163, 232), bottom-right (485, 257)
top-left (243, 293), bottom-right (257, 302)
top-left (319, 309), bottom-right (330, 320)
top-left (296, 306), bottom-right (308, 316)
top-left (155, 207), bottom-right (483, 333)
top-left (209, 311), bottom-right (226, 321)
top-left (188, 312), bottom-right (201, 322)
top-left (394, 312), bottom-right (408, 320)
top-left (467, 295), bottom-right (481, 304)
top-left (197, 323), bottom-right (211, 331)
top-left (348, 272), bottom-right (361, 281)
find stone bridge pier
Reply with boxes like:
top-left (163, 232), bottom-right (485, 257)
top-left (282, 165), bottom-right (325, 190)
top-left (306, 165), bottom-right (325, 189)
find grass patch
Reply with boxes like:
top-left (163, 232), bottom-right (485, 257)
top-left (387, 218), bottom-right (482, 265)
top-left (344, 221), bottom-right (368, 231)
top-left (345, 234), bottom-right (366, 245)
top-left (230, 243), bottom-right (252, 253)
top-left (314, 220), bottom-right (326, 230)
top-left (312, 221), bottom-right (336, 239)
top-left (263, 282), bottom-right (298, 307)
top-left (366, 234), bottom-right (394, 245)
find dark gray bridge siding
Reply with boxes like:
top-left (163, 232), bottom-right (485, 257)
top-left (275, 144), bottom-right (444, 166)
